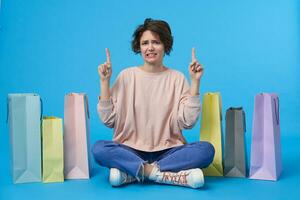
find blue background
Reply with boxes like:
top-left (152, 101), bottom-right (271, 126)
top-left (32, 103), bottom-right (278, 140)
top-left (0, 0), bottom-right (299, 199)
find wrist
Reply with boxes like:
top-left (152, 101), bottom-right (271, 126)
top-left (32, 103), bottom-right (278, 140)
top-left (101, 79), bottom-right (110, 85)
top-left (191, 78), bottom-right (200, 84)
top-left (190, 79), bottom-right (200, 96)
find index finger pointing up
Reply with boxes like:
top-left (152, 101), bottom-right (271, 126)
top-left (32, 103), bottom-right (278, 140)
top-left (192, 47), bottom-right (196, 62)
top-left (106, 48), bottom-right (111, 64)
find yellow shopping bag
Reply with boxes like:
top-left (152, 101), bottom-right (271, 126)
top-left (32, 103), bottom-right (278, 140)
top-left (200, 92), bottom-right (223, 176)
top-left (42, 116), bottom-right (64, 183)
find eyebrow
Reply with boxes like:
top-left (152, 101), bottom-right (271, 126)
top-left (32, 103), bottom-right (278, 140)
top-left (141, 39), bottom-right (160, 43)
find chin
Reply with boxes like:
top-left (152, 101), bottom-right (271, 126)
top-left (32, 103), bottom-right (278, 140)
top-left (145, 59), bottom-right (157, 63)
top-left (145, 57), bottom-right (162, 64)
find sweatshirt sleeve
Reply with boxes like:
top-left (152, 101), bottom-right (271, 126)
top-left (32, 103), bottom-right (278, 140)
top-left (177, 76), bottom-right (201, 130)
top-left (97, 72), bottom-right (124, 128)
top-left (97, 98), bottom-right (116, 128)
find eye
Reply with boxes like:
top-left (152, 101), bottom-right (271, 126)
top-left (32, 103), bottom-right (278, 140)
top-left (153, 40), bottom-right (161, 44)
top-left (141, 41), bottom-right (148, 45)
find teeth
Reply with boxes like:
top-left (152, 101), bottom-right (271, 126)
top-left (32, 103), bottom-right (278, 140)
top-left (147, 53), bottom-right (157, 56)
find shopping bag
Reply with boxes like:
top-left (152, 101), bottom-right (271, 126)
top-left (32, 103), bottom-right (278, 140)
top-left (249, 93), bottom-right (282, 181)
top-left (64, 93), bottom-right (90, 179)
top-left (42, 116), bottom-right (64, 183)
top-left (224, 107), bottom-right (247, 177)
top-left (7, 93), bottom-right (42, 183)
top-left (200, 92), bottom-right (223, 176)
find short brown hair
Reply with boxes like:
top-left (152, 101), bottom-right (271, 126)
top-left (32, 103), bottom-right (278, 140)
top-left (131, 18), bottom-right (173, 55)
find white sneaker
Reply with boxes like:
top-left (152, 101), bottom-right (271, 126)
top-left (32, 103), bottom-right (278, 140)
top-left (109, 168), bottom-right (136, 187)
top-left (148, 167), bottom-right (204, 189)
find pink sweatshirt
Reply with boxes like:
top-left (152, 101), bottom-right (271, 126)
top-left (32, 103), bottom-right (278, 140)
top-left (97, 67), bottom-right (201, 152)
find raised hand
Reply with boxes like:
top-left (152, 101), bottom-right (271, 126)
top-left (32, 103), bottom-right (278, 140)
top-left (98, 48), bottom-right (112, 81)
top-left (189, 48), bottom-right (204, 81)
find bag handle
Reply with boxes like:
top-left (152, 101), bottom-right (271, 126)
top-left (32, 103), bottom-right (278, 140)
top-left (217, 93), bottom-right (222, 120)
top-left (273, 96), bottom-right (279, 125)
top-left (6, 97), bottom-right (9, 124)
top-left (242, 110), bottom-right (246, 132)
top-left (84, 94), bottom-right (90, 119)
top-left (40, 97), bottom-right (43, 120)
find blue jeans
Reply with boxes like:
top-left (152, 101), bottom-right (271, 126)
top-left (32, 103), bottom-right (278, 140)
top-left (92, 140), bottom-right (215, 181)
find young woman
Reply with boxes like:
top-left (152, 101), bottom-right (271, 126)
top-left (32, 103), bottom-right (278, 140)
top-left (92, 18), bottom-right (215, 189)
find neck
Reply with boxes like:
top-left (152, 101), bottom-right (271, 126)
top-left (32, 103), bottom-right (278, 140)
top-left (141, 62), bottom-right (165, 73)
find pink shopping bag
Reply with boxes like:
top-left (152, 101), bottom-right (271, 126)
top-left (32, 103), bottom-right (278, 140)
top-left (64, 93), bottom-right (91, 179)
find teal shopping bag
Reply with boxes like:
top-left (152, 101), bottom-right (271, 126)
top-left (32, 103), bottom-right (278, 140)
top-left (7, 93), bottom-right (42, 184)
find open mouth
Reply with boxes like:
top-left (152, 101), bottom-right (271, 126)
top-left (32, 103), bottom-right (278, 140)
top-left (146, 53), bottom-right (157, 58)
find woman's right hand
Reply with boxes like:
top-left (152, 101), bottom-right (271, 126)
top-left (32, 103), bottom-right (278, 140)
top-left (98, 48), bottom-right (112, 82)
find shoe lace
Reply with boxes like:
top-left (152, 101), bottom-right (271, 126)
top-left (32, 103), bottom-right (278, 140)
top-left (122, 172), bottom-right (135, 183)
top-left (161, 171), bottom-right (190, 185)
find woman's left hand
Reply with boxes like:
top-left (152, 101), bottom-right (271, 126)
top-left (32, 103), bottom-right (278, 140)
top-left (189, 48), bottom-right (204, 81)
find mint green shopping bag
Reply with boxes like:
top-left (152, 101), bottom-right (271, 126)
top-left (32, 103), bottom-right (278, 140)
top-left (7, 93), bottom-right (42, 184)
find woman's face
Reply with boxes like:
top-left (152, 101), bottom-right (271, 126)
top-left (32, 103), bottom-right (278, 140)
top-left (140, 30), bottom-right (165, 65)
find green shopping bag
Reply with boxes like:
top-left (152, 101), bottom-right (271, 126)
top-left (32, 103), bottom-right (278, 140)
top-left (200, 92), bottom-right (224, 176)
top-left (42, 116), bottom-right (64, 183)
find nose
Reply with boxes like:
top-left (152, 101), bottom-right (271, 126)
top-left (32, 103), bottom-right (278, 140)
top-left (148, 43), bottom-right (154, 51)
